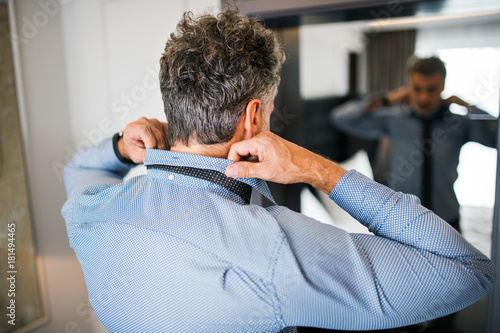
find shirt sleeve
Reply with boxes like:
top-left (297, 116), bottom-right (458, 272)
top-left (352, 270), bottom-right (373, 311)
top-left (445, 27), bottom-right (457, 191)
top-left (272, 170), bottom-right (495, 331)
top-left (329, 96), bottom-right (391, 140)
top-left (466, 107), bottom-right (498, 148)
top-left (62, 137), bottom-right (135, 199)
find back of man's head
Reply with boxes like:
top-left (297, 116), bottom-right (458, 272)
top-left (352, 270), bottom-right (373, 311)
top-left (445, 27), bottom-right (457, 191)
top-left (407, 55), bottom-right (447, 79)
top-left (159, 7), bottom-right (285, 147)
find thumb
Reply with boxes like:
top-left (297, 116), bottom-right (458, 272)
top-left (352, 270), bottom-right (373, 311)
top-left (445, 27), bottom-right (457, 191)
top-left (225, 161), bottom-right (261, 179)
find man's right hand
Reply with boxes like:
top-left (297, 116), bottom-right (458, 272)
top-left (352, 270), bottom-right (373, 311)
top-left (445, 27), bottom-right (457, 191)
top-left (118, 117), bottom-right (169, 164)
top-left (444, 95), bottom-right (471, 109)
top-left (365, 86), bottom-right (411, 113)
top-left (225, 131), bottom-right (347, 195)
top-left (386, 86), bottom-right (411, 105)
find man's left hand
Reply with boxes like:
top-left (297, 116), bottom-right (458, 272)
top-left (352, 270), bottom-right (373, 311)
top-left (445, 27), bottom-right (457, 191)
top-left (445, 95), bottom-right (471, 108)
top-left (118, 117), bottom-right (169, 164)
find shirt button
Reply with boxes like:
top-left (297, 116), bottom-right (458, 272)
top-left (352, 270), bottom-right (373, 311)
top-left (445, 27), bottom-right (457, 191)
top-left (168, 174), bottom-right (175, 180)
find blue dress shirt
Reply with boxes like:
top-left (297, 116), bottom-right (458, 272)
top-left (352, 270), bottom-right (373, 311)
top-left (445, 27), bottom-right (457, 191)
top-left (62, 137), bottom-right (495, 332)
top-left (330, 97), bottom-right (497, 223)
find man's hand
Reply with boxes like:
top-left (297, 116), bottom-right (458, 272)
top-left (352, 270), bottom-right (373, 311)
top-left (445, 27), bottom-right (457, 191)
top-left (365, 86), bottom-right (411, 113)
top-left (225, 132), bottom-right (347, 194)
top-left (118, 117), bottom-right (169, 164)
top-left (386, 86), bottom-right (411, 105)
top-left (444, 95), bottom-right (471, 108)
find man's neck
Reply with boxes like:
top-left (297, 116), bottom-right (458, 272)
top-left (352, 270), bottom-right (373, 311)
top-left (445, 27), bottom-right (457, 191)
top-left (169, 127), bottom-right (246, 159)
top-left (413, 101), bottom-right (448, 120)
top-left (170, 141), bottom-right (232, 159)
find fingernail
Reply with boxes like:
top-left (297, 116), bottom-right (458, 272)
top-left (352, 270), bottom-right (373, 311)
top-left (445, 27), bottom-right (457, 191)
top-left (225, 166), bottom-right (238, 178)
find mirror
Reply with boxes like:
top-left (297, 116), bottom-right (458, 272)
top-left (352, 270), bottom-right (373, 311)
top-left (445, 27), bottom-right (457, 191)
top-left (300, 5), bottom-right (499, 249)
top-left (230, 1), bottom-right (500, 330)
top-left (295, 3), bottom-right (499, 333)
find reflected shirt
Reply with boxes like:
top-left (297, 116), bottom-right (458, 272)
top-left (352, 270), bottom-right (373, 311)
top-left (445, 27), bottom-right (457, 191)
top-left (61, 137), bottom-right (495, 333)
top-left (331, 98), bottom-right (497, 222)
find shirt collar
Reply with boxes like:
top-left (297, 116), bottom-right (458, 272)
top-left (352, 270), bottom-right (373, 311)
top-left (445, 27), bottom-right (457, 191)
top-left (144, 149), bottom-right (276, 204)
top-left (410, 103), bottom-right (449, 122)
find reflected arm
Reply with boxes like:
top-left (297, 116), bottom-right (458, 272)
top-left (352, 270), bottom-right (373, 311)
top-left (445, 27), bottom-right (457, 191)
top-left (467, 107), bottom-right (498, 148)
top-left (330, 95), bottom-right (393, 140)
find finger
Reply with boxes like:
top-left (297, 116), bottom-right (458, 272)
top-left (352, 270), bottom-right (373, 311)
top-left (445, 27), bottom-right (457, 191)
top-left (141, 126), bottom-right (159, 149)
top-left (225, 161), bottom-right (266, 179)
top-left (227, 141), bottom-right (252, 162)
top-left (151, 125), bottom-right (168, 150)
top-left (132, 119), bottom-right (165, 150)
top-left (244, 155), bottom-right (259, 162)
top-left (227, 139), bottom-right (263, 162)
top-left (127, 147), bottom-right (147, 164)
top-left (121, 118), bottom-right (163, 163)
top-left (123, 122), bottom-right (146, 148)
top-left (143, 118), bottom-right (169, 150)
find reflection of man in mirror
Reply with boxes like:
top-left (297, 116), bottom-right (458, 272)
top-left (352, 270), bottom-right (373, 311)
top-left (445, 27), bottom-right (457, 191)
top-left (331, 56), bottom-right (498, 233)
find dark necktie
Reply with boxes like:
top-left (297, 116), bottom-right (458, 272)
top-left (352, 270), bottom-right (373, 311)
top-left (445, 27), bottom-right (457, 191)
top-left (421, 118), bottom-right (432, 210)
top-left (415, 104), bottom-right (448, 210)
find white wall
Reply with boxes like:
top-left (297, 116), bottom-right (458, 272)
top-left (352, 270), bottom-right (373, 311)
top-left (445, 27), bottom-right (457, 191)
top-left (300, 20), bottom-right (368, 99)
top-left (62, 0), bottom-right (220, 155)
top-left (11, 0), bottom-right (218, 332)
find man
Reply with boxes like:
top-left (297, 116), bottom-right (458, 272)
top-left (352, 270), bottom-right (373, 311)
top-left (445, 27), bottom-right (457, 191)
top-left (62, 8), bottom-right (495, 333)
top-left (330, 56), bottom-right (497, 232)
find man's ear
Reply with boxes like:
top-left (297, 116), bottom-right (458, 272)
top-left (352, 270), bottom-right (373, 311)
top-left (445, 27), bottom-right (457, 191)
top-left (243, 99), bottom-right (262, 139)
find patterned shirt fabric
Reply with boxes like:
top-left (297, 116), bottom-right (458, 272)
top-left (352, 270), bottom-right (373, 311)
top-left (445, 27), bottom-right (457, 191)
top-left (62, 137), bottom-right (495, 333)
top-left (330, 97), bottom-right (497, 223)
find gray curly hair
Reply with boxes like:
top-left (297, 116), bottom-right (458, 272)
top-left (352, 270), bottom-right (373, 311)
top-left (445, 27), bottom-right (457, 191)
top-left (159, 7), bottom-right (285, 146)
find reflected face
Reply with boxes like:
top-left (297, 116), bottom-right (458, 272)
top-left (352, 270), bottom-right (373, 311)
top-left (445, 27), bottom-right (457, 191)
top-left (409, 72), bottom-right (445, 116)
